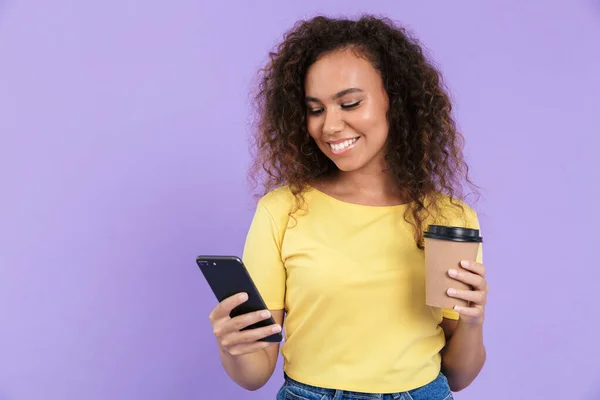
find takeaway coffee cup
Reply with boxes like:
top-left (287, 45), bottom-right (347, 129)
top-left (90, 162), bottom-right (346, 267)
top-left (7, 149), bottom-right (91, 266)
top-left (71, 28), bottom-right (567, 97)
top-left (424, 225), bottom-right (483, 309)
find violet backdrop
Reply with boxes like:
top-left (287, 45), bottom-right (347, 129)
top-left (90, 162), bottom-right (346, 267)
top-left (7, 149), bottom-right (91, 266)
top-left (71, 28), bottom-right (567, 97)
top-left (1, 0), bottom-right (599, 399)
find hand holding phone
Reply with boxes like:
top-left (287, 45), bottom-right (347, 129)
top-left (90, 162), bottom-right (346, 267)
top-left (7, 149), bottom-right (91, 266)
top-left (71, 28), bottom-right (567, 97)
top-left (198, 255), bottom-right (283, 356)
top-left (208, 292), bottom-right (282, 356)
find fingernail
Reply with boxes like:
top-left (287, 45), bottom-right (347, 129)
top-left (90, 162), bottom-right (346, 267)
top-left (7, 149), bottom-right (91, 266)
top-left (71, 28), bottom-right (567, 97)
top-left (461, 260), bottom-right (469, 268)
top-left (448, 269), bottom-right (458, 277)
top-left (454, 306), bottom-right (464, 312)
top-left (272, 325), bottom-right (281, 333)
top-left (447, 288), bottom-right (457, 296)
top-left (239, 293), bottom-right (248, 301)
top-left (261, 310), bottom-right (271, 318)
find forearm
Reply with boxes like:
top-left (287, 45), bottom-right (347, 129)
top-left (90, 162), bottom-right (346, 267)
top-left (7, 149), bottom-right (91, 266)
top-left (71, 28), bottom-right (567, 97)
top-left (219, 346), bottom-right (275, 391)
top-left (441, 321), bottom-right (486, 392)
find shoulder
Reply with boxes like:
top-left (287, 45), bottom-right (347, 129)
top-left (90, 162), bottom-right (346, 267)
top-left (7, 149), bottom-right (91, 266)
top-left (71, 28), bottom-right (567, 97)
top-left (257, 186), bottom-right (296, 212)
top-left (429, 193), bottom-right (480, 230)
top-left (254, 186), bottom-right (297, 228)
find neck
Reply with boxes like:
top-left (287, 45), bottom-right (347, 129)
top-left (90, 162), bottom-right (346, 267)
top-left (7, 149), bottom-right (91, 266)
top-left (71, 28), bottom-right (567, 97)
top-left (335, 166), bottom-right (402, 198)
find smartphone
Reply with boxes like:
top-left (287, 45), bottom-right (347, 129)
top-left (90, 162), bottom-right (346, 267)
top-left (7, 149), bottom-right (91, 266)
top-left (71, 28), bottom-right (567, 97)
top-left (196, 255), bottom-right (283, 342)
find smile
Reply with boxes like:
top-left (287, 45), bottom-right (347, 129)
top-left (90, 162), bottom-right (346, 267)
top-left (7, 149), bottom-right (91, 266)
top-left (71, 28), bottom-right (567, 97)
top-left (329, 137), bottom-right (359, 155)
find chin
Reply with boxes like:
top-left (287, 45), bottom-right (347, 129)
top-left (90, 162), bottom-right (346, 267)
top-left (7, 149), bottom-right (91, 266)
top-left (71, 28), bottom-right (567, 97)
top-left (332, 159), bottom-right (364, 172)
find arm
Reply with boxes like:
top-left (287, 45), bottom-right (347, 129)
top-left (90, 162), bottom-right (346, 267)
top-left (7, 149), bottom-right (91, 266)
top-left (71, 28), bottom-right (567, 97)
top-left (217, 194), bottom-right (290, 389)
top-left (218, 309), bottom-right (285, 391)
top-left (440, 259), bottom-right (489, 392)
top-left (440, 317), bottom-right (486, 392)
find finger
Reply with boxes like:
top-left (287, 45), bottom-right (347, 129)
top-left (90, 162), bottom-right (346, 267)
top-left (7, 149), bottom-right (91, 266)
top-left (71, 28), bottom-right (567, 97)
top-left (459, 260), bottom-right (486, 278)
top-left (229, 309), bottom-right (274, 331)
top-left (213, 309), bottom-right (273, 339)
top-left (448, 268), bottom-right (486, 290)
top-left (453, 304), bottom-right (485, 318)
top-left (447, 288), bottom-right (486, 305)
top-left (221, 323), bottom-right (282, 349)
top-left (226, 339), bottom-right (278, 357)
top-left (210, 292), bottom-right (248, 321)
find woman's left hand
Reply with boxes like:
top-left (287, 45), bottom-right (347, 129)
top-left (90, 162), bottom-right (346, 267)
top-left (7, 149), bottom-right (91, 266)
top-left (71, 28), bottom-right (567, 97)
top-left (446, 260), bottom-right (489, 325)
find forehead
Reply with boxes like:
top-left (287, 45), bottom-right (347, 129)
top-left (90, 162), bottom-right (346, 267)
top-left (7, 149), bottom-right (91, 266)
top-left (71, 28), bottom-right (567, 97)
top-left (304, 49), bottom-right (382, 97)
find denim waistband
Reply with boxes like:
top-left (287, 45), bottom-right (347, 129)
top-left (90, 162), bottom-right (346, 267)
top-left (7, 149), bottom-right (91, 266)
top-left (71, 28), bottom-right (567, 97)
top-left (283, 372), bottom-right (405, 399)
top-left (284, 373), bottom-right (337, 395)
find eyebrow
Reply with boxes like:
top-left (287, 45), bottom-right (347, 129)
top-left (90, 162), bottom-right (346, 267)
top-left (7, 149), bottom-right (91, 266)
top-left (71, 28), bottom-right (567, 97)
top-left (305, 88), bottom-right (364, 103)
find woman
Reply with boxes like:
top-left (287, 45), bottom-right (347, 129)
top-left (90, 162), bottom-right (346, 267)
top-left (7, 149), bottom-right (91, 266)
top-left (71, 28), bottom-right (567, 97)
top-left (209, 15), bottom-right (488, 400)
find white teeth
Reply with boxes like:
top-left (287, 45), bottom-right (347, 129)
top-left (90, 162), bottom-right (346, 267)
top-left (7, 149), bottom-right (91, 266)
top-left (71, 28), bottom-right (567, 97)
top-left (330, 137), bottom-right (357, 152)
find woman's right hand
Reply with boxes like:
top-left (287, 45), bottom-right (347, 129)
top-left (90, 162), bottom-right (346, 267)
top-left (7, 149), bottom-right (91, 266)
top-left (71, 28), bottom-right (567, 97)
top-left (209, 292), bottom-right (282, 357)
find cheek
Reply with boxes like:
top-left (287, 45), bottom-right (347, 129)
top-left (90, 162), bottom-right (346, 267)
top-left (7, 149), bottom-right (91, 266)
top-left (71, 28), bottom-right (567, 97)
top-left (351, 111), bottom-right (388, 139)
top-left (306, 118), bottom-right (321, 140)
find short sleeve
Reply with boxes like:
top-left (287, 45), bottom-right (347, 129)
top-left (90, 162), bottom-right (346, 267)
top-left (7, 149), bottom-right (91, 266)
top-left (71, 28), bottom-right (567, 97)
top-left (442, 206), bottom-right (484, 320)
top-left (242, 200), bottom-right (287, 310)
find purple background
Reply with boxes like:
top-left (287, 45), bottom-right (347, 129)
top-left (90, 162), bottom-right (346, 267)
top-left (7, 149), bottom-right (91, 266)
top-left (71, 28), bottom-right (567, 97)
top-left (1, 1), bottom-right (599, 399)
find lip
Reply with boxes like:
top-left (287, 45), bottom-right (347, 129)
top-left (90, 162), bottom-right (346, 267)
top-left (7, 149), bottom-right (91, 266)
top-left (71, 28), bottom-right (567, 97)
top-left (327, 136), bottom-right (360, 145)
top-left (328, 137), bottom-right (359, 156)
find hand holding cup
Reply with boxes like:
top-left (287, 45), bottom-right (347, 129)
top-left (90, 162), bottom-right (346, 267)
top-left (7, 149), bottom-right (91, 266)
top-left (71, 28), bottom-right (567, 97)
top-left (423, 225), bottom-right (486, 325)
top-left (446, 259), bottom-right (489, 325)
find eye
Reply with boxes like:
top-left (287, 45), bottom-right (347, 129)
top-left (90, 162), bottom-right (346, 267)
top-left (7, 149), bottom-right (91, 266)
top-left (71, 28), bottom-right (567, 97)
top-left (341, 101), bottom-right (361, 110)
top-left (308, 108), bottom-right (324, 115)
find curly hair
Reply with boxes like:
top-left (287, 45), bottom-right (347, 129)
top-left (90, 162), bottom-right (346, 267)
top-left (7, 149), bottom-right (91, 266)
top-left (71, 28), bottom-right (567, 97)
top-left (249, 14), bottom-right (478, 248)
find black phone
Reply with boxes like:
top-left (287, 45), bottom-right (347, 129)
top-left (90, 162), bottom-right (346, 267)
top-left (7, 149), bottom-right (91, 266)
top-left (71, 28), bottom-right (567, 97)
top-left (196, 255), bottom-right (283, 343)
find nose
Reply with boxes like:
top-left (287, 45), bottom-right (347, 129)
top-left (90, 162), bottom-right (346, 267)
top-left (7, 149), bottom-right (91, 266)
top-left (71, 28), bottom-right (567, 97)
top-left (322, 109), bottom-right (345, 136)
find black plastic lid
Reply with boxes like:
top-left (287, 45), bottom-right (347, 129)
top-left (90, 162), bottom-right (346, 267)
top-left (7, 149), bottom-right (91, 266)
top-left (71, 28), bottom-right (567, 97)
top-left (424, 225), bottom-right (483, 243)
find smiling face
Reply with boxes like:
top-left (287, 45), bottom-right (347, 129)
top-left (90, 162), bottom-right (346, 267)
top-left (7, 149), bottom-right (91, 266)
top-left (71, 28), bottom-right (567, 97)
top-left (304, 48), bottom-right (390, 174)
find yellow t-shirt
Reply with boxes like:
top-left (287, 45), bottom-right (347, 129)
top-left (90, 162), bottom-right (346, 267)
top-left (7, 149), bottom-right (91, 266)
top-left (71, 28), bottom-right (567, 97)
top-left (242, 185), bottom-right (483, 393)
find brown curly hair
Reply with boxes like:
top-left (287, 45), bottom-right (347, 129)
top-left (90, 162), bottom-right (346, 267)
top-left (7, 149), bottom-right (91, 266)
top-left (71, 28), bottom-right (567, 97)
top-left (249, 14), bottom-right (478, 248)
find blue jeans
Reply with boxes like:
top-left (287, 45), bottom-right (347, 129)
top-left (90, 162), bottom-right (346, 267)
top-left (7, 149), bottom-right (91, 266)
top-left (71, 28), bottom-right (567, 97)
top-left (276, 372), bottom-right (454, 400)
